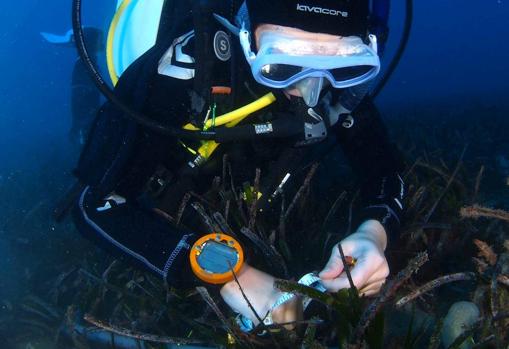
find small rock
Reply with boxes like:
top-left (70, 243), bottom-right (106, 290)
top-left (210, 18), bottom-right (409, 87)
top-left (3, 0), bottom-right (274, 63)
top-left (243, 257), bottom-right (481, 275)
top-left (441, 301), bottom-right (480, 349)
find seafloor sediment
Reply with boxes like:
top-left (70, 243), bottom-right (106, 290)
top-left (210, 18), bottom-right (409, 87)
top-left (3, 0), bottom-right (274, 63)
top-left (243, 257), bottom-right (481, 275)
top-left (0, 106), bottom-right (508, 348)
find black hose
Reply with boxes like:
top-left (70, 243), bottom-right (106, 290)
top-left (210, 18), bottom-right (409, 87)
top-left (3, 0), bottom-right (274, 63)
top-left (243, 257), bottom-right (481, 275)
top-left (72, 0), bottom-right (307, 142)
top-left (371, 0), bottom-right (413, 98)
top-left (72, 0), bottom-right (216, 140)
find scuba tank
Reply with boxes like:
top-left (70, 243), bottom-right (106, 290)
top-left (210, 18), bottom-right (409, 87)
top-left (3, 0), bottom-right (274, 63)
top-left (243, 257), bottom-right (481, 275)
top-left (107, 0), bottom-right (165, 83)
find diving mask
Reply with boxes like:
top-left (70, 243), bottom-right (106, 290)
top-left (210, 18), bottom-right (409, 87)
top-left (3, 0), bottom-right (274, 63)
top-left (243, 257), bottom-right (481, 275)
top-left (240, 24), bottom-right (380, 106)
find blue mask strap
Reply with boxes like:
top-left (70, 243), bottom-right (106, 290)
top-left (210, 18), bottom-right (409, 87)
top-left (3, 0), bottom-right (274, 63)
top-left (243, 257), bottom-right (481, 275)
top-left (213, 0), bottom-right (251, 37)
top-left (235, 1), bottom-right (251, 29)
top-left (213, 13), bottom-right (241, 36)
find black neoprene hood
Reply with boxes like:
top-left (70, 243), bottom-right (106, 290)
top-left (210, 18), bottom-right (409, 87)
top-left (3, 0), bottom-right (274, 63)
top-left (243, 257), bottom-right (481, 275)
top-left (245, 0), bottom-right (369, 37)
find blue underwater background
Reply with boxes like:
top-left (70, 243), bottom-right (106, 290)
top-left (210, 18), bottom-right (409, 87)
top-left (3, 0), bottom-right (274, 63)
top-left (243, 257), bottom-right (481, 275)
top-left (1, 0), bottom-right (509, 347)
top-left (0, 0), bottom-right (115, 302)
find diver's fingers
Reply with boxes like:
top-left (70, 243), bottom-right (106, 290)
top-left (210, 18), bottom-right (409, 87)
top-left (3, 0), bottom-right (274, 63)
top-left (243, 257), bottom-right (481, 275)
top-left (318, 245), bottom-right (345, 280)
top-left (358, 280), bottom-right (385, 297)
top-left (364, 274), bottom-right (389, 290)
top-left (365, 264), bottom-right (390, 285)
top-left (355, 261), bottom-right (389, 296)
top-left (320, 259), bottom-right (372, 292)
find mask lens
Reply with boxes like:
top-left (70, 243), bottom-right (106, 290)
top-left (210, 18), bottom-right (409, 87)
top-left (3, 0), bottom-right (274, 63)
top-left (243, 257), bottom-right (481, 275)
top-left (260, 64), bottom-right (303, 82)
top-left (330, 65), bottom-right (374, 81)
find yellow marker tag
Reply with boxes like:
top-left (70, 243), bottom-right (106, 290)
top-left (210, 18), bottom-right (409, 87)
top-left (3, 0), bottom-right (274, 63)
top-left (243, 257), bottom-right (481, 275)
top-left (227, 333), bottom-right (235, 345)
top-left (241, 185), bottom-right (262, 202)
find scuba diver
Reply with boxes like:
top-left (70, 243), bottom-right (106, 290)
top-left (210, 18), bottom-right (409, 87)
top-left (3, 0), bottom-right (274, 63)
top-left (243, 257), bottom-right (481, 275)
top-left (71, 0), bottom-right (406, 331)
top-left (41, 27), bottom-right (104, 146)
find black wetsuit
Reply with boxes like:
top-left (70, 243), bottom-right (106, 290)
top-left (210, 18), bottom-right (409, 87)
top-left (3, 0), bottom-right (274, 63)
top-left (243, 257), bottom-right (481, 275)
top-left (72, 22), bottom-right (405, 287)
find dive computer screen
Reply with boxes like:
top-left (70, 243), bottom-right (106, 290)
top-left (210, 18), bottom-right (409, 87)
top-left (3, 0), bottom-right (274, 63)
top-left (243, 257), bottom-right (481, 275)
top-left (197, 240), bottom-right (239, 274)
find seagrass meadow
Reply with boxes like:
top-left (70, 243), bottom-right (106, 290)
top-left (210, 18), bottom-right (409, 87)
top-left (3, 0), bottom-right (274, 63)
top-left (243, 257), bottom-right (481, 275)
top-left (2, 0), bottom-right (509, 347)
top-left (0, 106), bottom-right (508, 348)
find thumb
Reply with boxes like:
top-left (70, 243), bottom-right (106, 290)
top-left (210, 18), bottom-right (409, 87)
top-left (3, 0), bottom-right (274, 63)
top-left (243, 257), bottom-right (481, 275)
top-left (319, 247), bottom-right (344, 279)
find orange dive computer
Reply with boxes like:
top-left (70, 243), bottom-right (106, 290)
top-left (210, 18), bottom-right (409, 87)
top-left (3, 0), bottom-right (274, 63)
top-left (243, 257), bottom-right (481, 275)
top-left (189, 233), bottom-right (244, 284)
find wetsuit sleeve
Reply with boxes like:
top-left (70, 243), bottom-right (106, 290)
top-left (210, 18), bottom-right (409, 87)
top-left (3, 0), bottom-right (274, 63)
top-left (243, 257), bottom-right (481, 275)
top-left (73, 187), bottom-right (198, 287)
top-left (332, 98), bottom-right (405, 243)
top-left (72, 26), bottom-right (201, 286)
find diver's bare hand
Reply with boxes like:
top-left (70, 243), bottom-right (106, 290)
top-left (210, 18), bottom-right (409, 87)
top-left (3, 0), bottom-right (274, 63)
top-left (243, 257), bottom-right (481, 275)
top-left (220, 264), bottom-right (301, 328)
top-left (319, 220), bottom-right (389, 296)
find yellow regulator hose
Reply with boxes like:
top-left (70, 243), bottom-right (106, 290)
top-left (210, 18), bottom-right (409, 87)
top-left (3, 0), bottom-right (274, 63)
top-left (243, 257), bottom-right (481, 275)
top-left (186, 92), bottom-right (277, 160)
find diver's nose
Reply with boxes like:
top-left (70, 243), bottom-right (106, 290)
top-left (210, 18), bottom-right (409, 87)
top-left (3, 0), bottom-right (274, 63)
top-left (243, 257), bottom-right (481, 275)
top-left (294, 77), bottom-right (325, 107)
